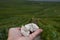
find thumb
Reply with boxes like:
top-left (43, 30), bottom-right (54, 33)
top-left (29, 29), bottom-right (43, 40)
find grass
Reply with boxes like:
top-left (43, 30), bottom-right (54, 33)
top-left (0, 0), bottom-right (60, 40)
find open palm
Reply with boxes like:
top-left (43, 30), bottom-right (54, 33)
top-left (7, 27), bottom-right (43, 40)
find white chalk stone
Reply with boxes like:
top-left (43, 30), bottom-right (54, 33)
top-left (25, 23), bottom-right (39, 32)
top-left (21, 23), bottom-right (39, 37)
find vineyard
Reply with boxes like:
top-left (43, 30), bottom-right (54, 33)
top-left (0, 15), bottom-right (60, 40)
top-left (0, 0), bottom-right (60, 40)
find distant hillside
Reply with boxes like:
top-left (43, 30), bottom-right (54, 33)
top-left (0, 0), bottom-right (60, 16)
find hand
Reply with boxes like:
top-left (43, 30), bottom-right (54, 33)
top-left (7, 27), bottom-right (43, 40)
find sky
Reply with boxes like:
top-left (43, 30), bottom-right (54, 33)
top-left (29, 0), bottom-right (60, 1)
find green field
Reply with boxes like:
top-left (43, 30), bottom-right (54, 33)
top-left (0, 0), bottom-right (60, 40)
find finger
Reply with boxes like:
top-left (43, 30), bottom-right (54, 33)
top-left (29, 29), bottom-right (43, 40)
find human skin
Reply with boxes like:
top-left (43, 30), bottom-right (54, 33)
top-left (7, 27), bottom-right (43, 40)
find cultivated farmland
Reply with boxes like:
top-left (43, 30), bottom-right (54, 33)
top-left (0, 0), bottom-right (60, 40)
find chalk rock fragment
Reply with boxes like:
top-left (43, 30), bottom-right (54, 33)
top-left (21, 23), bottom-right (39, 36)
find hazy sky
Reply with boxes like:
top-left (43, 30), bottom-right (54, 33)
top-left (29, 0), bottom-right (60, 1)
